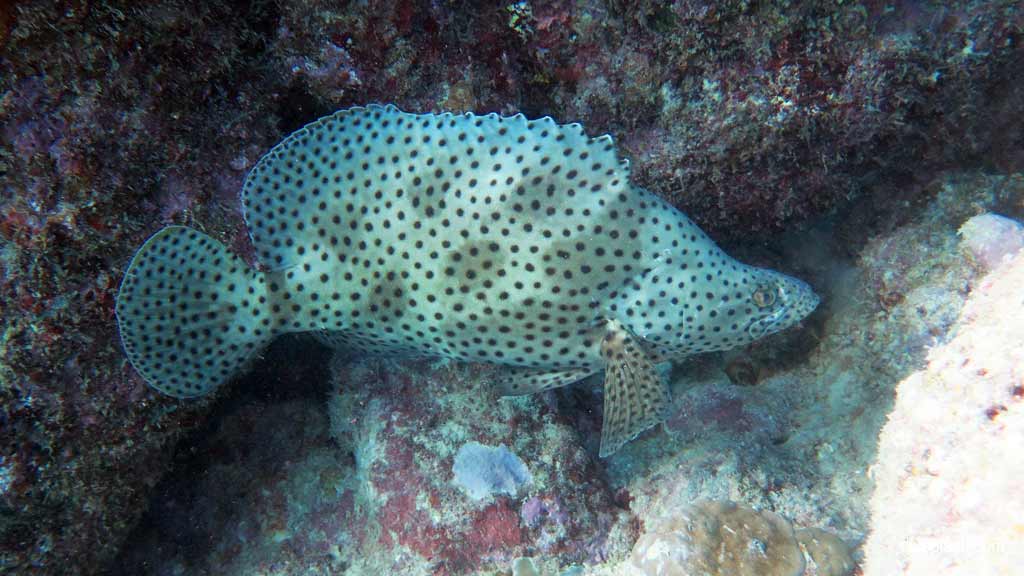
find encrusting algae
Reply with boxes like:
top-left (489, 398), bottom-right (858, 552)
top-left (115, 105), bottom-right (818, 456)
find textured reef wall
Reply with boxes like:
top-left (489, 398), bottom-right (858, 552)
top-left (1, 1), bottom-right (1023, 574)
top-left (115, 359), bottom-right (637, 575)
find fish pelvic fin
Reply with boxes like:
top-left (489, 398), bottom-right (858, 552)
top-left (598, 319), bottom-right (670, 457)
top-left (115, 226), bottom-right (274, 398)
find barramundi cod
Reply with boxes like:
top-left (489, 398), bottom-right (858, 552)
top-left (115, 105), bottom-right (819, 456)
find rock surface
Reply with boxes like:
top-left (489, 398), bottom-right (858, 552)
top-left (863, 251), bottom-right (1024, 576)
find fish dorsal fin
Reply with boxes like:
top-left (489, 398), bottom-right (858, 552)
top-left (494, 366), bottom-right (597, 397)
top-left (599, 320), bottom-right (670, 457)
top-left (240, 104), bottom-right (630, 270)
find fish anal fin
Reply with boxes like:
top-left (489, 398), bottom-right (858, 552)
top-left (494, 367), bottom-right (596, 397)
top-left (599, 320), bottom-right (670, 457)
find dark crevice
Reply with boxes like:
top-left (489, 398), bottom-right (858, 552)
top-left (108, 335), bottom-right (334, 574)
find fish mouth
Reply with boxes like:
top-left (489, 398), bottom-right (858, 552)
top-left (810, 292), bottom-right (821, 311)
top-left (783, 277), bottom-right (820, 318)
top-left (804, 289), bottom-right (821, 317)
top-left (801, 289), bottom-right (821, 316)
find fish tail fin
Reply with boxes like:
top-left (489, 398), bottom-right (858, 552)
top-left (115, 226), bottom-right (273, 397)
top-left (598, 320), bottom-right (670, 457)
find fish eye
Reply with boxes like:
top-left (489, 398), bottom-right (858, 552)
top-left (752, 285), bottom-right (776, 308)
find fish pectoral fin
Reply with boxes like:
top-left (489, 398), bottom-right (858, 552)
top-left (494, 366), bottom-right (596, 397)
top-left (599, 320), bottom-right (670, 457)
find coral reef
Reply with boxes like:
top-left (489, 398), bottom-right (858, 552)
top-left (267, 0), bottom-right (1024, 238)
top-left (114, 356), bottom-right (635, 575)
top-left (1, 0), bottom-right (1022, 573)
top-left (1, 3), bottom-right (283, 571)
top-left (627, 500), bottom-right (805, 576)
top-left (325, 359), bottom-right (636, 574)
top-left (863, 250), bottom-right (1024, 575)
top-left (624, 500), bottom-right (853, 576)
top-left (797, 528), bottom-right (857, 576)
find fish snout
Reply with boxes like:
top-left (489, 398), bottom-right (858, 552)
top-left (787, 277), bottom-right (820, 318)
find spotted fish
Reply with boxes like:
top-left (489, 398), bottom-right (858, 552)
top-left (115, 105), bottom-right (818, 456)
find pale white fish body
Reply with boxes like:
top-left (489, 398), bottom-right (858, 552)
top-left (115, 105), bottom-right (818, 456)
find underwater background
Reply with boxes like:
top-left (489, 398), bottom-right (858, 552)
top-left (1, 1), bottom-right (1022, 575)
